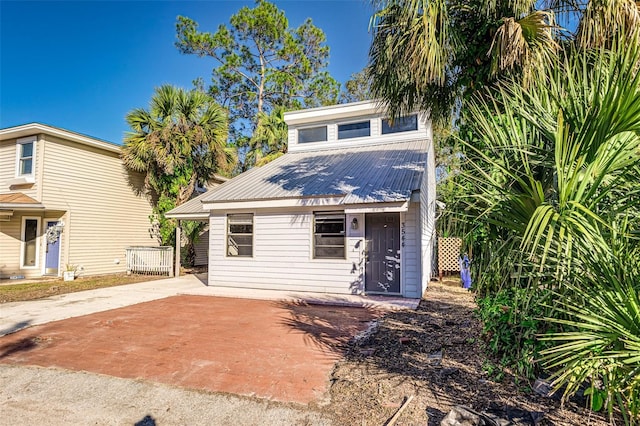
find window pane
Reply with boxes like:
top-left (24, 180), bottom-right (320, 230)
top-left (24, 219), bottom-right (38, 241)
top-left (381, 115), bottom-right (418, 134)
top-left (338, 121), bottom-right (370, 139)
top-left (229, 224), bottom-right (253, 234)
top-left (236, 245), bottom-right (253, 257)
top-left (21, 142), bottom-right (33, 158)
top-left (315, 235), bottom-right (345, 246)
top-left (315, 246), bottom-right (345, 258)
top-left (20, 159), bottom-right (32, 175)
top-left (298, 126), bottom-right (327, 143)
top-left (229, 214), bottom-right (253, 224)
top-left (315, 220), bottom-right (344, 234)
top-left (229, 235), bottom-right (252, 246)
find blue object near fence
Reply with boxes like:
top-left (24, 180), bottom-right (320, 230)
top-left (459, 254), bottom-right (472, 289)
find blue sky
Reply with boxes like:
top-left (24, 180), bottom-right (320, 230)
top-left (0, 1), bottom-right (374, 144)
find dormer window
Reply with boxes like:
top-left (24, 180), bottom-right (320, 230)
top-left (338, 121), bottom-right (370, 139)
top-left (16, 136), bottom-right (36, 177)
top-left (298, 126), bottom-right (327, 143)
top-left (382, 115), bottom-right (418, 134)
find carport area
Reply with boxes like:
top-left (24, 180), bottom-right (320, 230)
top-left (0, 295), bottom-right (381, 404)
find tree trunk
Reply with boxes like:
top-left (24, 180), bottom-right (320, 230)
top-left (176, 173), bottom-right (198, 206)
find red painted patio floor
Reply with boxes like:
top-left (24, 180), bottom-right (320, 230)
top-left (0, 295), bottom-right (381, 404)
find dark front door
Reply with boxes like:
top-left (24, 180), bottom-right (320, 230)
top-left (365, 213), bottom-right (400, 294)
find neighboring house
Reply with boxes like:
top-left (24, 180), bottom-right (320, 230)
top-left (167, 101), bottom-right (437, 298)
top-left (0, 123), bottom-right (157, 279)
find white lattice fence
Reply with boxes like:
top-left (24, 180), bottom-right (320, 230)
top-left (126, 246), bottom-right (174, 276)
top-left (438, 237), bottom-right (462, 280)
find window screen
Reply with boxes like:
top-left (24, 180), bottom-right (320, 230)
top-left (227, 214), bottom-right (253, 257)
top-left (314, 213), bottom-right (345, 259)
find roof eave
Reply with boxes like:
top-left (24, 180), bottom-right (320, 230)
top-left (0, 123), bottom-right (121, 154)
top-left (0, 203), bottom-right (45, 210)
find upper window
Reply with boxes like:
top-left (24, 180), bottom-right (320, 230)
top-left (314, 213), bottom-right (345, 259)
top-left (382, 115), bottom-right (418, 134)
top-left (227, 214), bottom-right (253, 257)
top-left (338, 121), bottom-right (370, 140)
top-left (16, 137), bottom-right (36, 177)
top-left (298, 126), bottom-right (327, 143)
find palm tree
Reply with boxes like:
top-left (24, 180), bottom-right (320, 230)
top-left (368, 0), bottom-right (639, 125)
top-left (458, 34), bottom-right (640, 412)
top-left (122, 85), bottom-right (230, 206)
top-left (246, 106), bottom-right (288, 168)
top-left (461, 34), bottom-right (640, 281)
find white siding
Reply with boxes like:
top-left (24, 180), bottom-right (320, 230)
top-left (209, 209), bottom-right (363, 294)
top-left (420, 126), bottom-right (437, 293)
top-left (402, 201), bottom-right (421, 298)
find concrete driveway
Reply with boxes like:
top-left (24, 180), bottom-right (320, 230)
top-left (0, 293), bottom-right (381, 404)
top-left (0, 274), bottom-right (417, 337)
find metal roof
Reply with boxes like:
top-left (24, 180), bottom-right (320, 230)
top-left (165, 190), bottom-right (210, 219)
top-left (199, 138), bottom-right (428, 206)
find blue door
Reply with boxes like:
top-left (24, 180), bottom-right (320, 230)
top-left (45, 221), bottom-right (60, 275)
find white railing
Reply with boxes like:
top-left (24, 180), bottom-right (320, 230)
top-left (126, 246), bottom-right (174, 276)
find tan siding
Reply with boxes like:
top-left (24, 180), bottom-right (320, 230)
top-left (40, 135), bottom-right (157, 276)
top-left (0, 216), bottom-right (27, 278)
top-left (209, 210), bottom-right (362, 294)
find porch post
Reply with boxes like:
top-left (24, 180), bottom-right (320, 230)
top-left (174, 221), bottom-right (181, 277)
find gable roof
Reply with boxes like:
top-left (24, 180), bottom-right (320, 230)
top-left (166, 138), bottom-right (428, 218)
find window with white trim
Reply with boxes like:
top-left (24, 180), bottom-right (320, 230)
top-left (314, 213), bottom-right (346, 259)
top-left (21, 217), bottom-right (40, 268)
top-left (227, 214), bottom-right (253, 257)
top-left (298, 126), bottom-right (327, 143)
top-left (337, 121), bottom-right (370, 139)
top-left (16, 137), bottom-right (36, 177)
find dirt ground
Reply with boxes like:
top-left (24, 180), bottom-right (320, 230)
top-left (325, 281), bottom-right (610, 425)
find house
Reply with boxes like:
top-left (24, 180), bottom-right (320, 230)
top-left (166, 101), bottom-right (436, 298)
top-left (0, 123), bottom-right (157, 279)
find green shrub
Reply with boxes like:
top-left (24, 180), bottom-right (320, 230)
top-left (476, 287), bottom-right (554, 380)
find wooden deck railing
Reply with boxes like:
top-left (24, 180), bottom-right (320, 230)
top-left (126, 246), bottom-right (174, 276)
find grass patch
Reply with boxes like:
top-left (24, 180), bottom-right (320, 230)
top-left (0, 274), bottom-right (162, 304)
